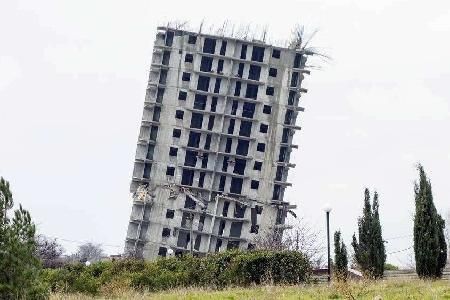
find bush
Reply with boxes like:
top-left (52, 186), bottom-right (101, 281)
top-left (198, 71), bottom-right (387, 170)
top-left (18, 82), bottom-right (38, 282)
top-left (44, 250), bottom-right (311, 295)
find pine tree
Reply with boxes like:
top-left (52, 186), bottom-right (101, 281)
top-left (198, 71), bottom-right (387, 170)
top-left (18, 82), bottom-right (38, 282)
top-left (334, 230), bottom-right (348, 280)
top-left (0, 177), bottom-right (48, 299)
top-left (352, 188), bottom-right (386, 278)
top-left (414, 164), bottom-right (447, 278)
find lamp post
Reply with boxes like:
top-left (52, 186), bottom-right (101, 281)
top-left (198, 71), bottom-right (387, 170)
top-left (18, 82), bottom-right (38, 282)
top-left (323, 203), bottom-right (332, 283)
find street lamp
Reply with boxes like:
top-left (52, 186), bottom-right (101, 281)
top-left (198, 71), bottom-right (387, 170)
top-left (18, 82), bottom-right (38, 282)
top-left (323, 203), bottom-right (332, 283)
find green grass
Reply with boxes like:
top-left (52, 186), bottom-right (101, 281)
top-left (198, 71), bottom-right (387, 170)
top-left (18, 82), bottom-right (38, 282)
top-left (50, 279), bottom-right (450, 299)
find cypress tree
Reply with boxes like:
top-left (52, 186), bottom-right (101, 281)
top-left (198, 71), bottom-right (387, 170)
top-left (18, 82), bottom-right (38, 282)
top-left (334, 230), bottom-right (348, 280)
top-left (352, 188), bottom-right (386, 278)
top-left (413, 164), bottom-right (447, 278)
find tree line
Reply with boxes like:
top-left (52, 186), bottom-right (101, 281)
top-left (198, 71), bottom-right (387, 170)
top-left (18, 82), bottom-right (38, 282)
top-left (334, 164), bottom-right (448, 280)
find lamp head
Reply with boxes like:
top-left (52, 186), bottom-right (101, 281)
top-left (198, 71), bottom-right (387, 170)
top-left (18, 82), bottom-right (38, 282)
top-left (323, 203), bottom-right (332, 213)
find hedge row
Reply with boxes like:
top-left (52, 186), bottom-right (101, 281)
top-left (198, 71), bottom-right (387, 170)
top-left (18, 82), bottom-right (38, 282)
top-left (42, 250), bottom-right (311, 295)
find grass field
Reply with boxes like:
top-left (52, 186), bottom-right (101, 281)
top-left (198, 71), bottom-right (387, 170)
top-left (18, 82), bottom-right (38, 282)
top-left (50, 279), bottom-right (450, 299)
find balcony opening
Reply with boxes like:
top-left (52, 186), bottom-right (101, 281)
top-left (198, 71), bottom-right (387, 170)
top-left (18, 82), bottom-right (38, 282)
top-left (207, 115), bottom-right (215, 130)
top-left (294, 53), bottom-right (302, 68)
top-left (198, 215), bottom-right (205, 231)
top-left (150, 126), bottom-right (158, 141)
top-left (159, 69), bottom-right (168, 84)
top-left (166, 209), bottom-right (175, 219)
top-left (194, 235), bottom-right (201, 250)
top-left (236, 139), bottom-right (249, 156)
top-left (227, 241), bottom-right (240, 250)
top-left (290, 72), bottom-right (299, 87)
top-left (227, 119), bottom-right (235, 134)
top-left (182, 72), bottom-right (191, 82)
top-left (217, 59), bottom-right (224, 74)
top-left (230, 177), bottom-right (243, 194)
top-left (188, 35), bottom-right (197, 44)
top-left (251, 180), bottom-right (259, 190)
top-left (194, 94), bottom-right (207, 110)
top-left (237, 63), bottom-right (244, 77)
top-left (162, 228), bottom-right (171, 237)
top-left (222, 156), bottom-right (229, 172)
top-left (158, 247), bottom-right (167, 257)
top-left (272, 49), bottom-right (280, 58)
top-left (198, 172), bottom-right (205, 187)
top-left (257, 143), bottom-right (265, 152)
top-left (178, 91), bottom-right (187, 100)
top-left (225, 138), bottom-right (232, 153)
top-left (184, 195), bottom-right (196, 209)
top-left (211, 97), bottom-right (217, 112)
top-left (275, 166), bottom-right (284, 181)
top-left (181, 169), bottom-right (195, 186)
top-left (251, 46), bottom-right (265, 62)
top-left (278, 146), bottom-right (288, 162)
top-left (177, 231), bottom-right (190, 248)
top-left (146, 144), bottom-right (154, 160)
top-left (203, 38), bottom-right (216, 54)
top-left (234, 203), bottom-right (246, 218)
top-left (143, 163), bottom-right (152, 179)
top-left (219, 175), bottom-right (226, 191)
top-left (245, 84), bottom-right (258, 100)
top-left (233, 159), bottom-right (246, 175)
top-left (165, 31), bottom-right (174, 46)
top-left (266, 86), bottom-right (274, 96)
top-left (172, 128), bottom-right (181, 138)
top-left (156, 87), bottom-right (164, 103)
top-left (197, 76), bottom-right (210, 92)
top-left (248, 65), bottom-right (261, 81)
top-left (234, 81), bottom-right (241, 96)
top-left (282, 128), bottom-right (291, 143)
top-left (166, 166), bottom-right (175, 176)
top-left (230, 222), bottom-right (243, 237)
top-left (218, 220), bottom-right (226, 235)
top-left (284, 109), bottom-right (294, 125)
top-left (260, 123), bottom-right (268, 133)
top-left (242, 102), bottom-right (255, 118)
top-left (184, 150), bottom-right (198, 167)
top-left (175, 110), bottom-right (184, 120)
top-left (220, 41), bottom-right (227, 55)
top-left (222, 201), bottom-right (230, 217)
top-left (239, 121), bottom-right (252, 137)
top-left (253, 161), bottom-right (262, 171)
top-left (231, 100), bottom-right (238, 115)
top-left (288, 91), bottom-right (296, 105)
top-left (152, 106), bottom-right (161, 122)
top-left (201, 153), bottom-right (208, 168)
top-left (162, 51), bottom-right (171, 65)
top-left (240, 44), bottom-right (247, 59)
top-left (215, 239), bottom-right (222, 252)
top-left (200, 56), bottom-right (213, 72)
top-left (204, 134), bottom-right (211, 150)
top-left (272, 184), bottom-right (282, 200)
top-left (214, 78), bottom-right (221, 94)
top-left (269, 68), bottom-right (277, 77)
top-left (184, 53), bottom-right (193, 63)
top-left (190, 113), bottom-right (203, 129)
top-left (276, 209), bottom-right (285, 224)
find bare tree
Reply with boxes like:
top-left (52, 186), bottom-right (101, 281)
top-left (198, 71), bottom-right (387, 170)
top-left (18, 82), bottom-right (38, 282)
top-left (71, 242), bottom-right (104, 263)
top-left (35, 235), bottom-right (65, 268)
top-left (253, 216), bottom-right (325, 268)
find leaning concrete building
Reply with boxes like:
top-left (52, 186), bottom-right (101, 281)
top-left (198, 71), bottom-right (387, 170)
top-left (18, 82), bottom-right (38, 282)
top-left (125, 26), bottom-right (311, 259)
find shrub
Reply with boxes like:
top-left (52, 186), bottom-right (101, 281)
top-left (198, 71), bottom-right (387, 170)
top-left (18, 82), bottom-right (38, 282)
top-left (44, 250), bottom-right (311, 295)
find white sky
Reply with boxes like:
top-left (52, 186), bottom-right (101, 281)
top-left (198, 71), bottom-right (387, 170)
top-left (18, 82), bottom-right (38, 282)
top-left (1, 0), bottom-right (449, 267)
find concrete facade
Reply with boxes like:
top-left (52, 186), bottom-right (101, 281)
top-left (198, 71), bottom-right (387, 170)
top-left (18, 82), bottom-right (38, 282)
top-left (124, 26), bottom-right (310, 259)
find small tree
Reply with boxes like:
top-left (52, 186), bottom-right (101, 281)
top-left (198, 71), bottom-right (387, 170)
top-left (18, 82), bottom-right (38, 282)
top-left (71, 242), bottom-right (104, 263)
top-left (352, 188), bottom-right (386, 278)
top-left (35, 235), bottom-right (64, 268)
top-left (0, 177), bottom-right (47, 299)
top-left (413, 164), bottom-right (447, 278)
top-left (334, 230), bottom-right (348, 280)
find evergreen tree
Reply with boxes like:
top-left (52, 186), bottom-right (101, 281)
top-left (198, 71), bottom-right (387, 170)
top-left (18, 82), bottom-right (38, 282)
top-left (352, 188), bottom-right (386, 278)
top-left (0, 177), bottom-right (48, 299)
top-left (334, 230), bottom-right (348, 280)
top-left (413, 165), bottom-right (447, 278)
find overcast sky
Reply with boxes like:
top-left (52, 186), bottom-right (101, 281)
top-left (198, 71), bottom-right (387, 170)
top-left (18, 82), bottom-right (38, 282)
top-left (1, 0), bottom-right (449, 266)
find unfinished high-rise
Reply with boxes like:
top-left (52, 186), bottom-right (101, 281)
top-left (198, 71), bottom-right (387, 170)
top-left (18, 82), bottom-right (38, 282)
top-left (125, 26), bottom-right (311, 259)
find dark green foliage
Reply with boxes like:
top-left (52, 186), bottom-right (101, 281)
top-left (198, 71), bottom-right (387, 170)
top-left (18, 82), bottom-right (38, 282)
top-left (351, 188), bottom-right (386, 279)
top-left (334, 231), bottom-right (348, 280)
top-left (413, 164), bottom-right (447, 278)
top-left (43, 250), bottom-right (311, 295)
top-left (0, 177), bottom-right (48, 299)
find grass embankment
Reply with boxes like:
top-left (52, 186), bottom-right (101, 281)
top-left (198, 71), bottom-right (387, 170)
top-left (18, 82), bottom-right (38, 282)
top-left (51, 279), bottom-right (450, 299)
